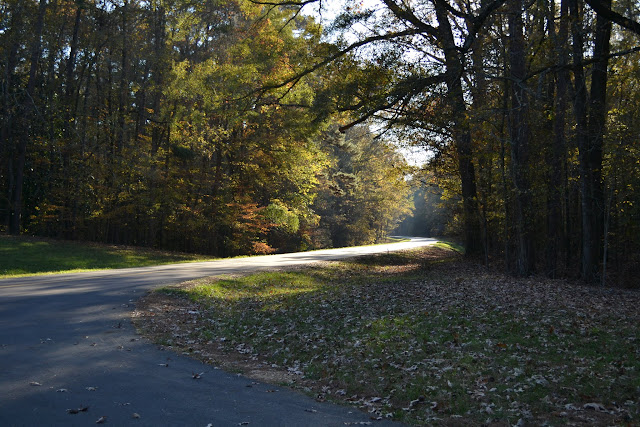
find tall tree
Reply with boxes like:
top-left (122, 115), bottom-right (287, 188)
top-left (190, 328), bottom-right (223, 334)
top-left (569, 0), bottom-right (612, 283)
top-left (583, 0), bottom-right (612, 282)
top-left (545, 0), bottom-right (570, 278)
top-left (8, 0), bottom-right (47, 234)
top-left (507, 0), bottom-right (535, 276)
top-left (431, 0), bottom-right (482, 257)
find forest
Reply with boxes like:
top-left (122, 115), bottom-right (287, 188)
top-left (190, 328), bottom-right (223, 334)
top-left (1, 0), bottom-right (639, 285)
top-left (0, 0), bottom-right (413, 256)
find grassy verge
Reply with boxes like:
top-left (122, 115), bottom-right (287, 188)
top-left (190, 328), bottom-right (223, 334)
top-left (431, 240), bottom-right (465, 254)
top-left (135, 246), bottom-right (639, 425)
top-left (0, 235), bottom-right (213, 278)
top-left (377, 236), bottom-right (412, 244)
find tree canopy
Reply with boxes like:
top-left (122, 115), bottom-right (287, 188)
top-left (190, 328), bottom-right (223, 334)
top-left (0, 0), bottom-right (412, 255)
top-left (252, 0), bottom-right (640, 284)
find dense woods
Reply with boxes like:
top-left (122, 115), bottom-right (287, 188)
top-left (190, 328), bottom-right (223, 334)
top-left (256, 0), bottom-right (640, 286)
top-left (2, 0), bottom-right (640, 285)
top-left (0, 0), bottom-right (412, 256)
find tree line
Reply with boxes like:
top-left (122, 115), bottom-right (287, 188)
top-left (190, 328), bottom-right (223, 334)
top-left (0, 0), bottom-right (412, 256)
top-left (2, 0), bottom-right (640, 286)
top-left (259, 0), bottom-right (640, 286)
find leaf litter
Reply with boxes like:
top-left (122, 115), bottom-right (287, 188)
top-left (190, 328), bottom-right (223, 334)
top-left (66, 406), bottom-right (89, 414)
top-left (133, 247), bottom-right (640, 425)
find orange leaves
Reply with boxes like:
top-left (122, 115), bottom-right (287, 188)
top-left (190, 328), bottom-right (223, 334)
top-left (251, 242), bottom-right (276, 255)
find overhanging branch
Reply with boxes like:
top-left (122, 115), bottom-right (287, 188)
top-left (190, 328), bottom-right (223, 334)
top-left (255, 28), bottom-right (423, 94)
top-left (585, 0), bottom-right (640, 36)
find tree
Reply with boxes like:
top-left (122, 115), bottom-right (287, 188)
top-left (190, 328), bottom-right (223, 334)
top-left (507, 0), bottom-right (535, 276)
top-left (3, 0), bottom-right (640, 284)
top-left (2, 0), bottom-right (47, 234)
top-left (252, 0), bottom-right (509, 256)
top-left (313, 125), bottom-right (413, 247)
top-left (545, 0), bottom-right (570, 278)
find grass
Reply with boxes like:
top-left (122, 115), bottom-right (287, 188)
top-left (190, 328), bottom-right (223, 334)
top-left (0, 235), bottom-right (214, 278)
top-left (0, 234), bottom-right (416, 278)
top-left (378, 236), bottom-right (412, 244)
top-left (141, 246), bottom-right (640, 426)
top-left (432, 240), bottom-right (465, 254)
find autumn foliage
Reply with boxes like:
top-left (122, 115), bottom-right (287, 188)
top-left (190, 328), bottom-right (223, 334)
top-left (0, 0), bottom-right (411, 256)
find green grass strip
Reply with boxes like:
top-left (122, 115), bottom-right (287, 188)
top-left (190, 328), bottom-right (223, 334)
top-left (0, 235), bottom-right (213, 278)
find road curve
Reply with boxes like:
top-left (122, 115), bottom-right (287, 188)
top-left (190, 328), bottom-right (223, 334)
top-left (0, 237), bottom-right (436, 426)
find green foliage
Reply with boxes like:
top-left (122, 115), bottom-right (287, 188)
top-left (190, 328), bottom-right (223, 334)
top-left (312, 125), bottom-right (414, 248)
top-left (8, 0), bottom-right (639, 278)
top-left (263, 201), bottom-right (300, 234)
top-left (5, 0), bottom-right (405, 256)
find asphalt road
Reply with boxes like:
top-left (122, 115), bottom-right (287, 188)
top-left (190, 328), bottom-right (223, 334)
top-left (0, 237), bottom-right (436, 426)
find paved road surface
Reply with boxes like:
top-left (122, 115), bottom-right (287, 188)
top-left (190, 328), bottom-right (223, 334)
top-left (0, 238), bottom-right (436, 426)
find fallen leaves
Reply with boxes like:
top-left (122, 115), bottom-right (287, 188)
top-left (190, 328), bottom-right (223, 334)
top-left (66, 406), bottom-right (89, 414)
top-left (584, 402), bottom-right (607, 412)
top-left (133, 247), bottom-right (640, 425)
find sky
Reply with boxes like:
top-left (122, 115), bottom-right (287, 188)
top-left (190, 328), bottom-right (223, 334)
top-left (303, 0), bottom-right (382, 26)
top-left (301, 0), bottom-right (432, 166)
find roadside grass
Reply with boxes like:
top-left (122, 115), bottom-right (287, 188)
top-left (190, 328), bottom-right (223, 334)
top-left (0, 235), bottom-right (213, 277)
top-left (0, 234), bottom-right (414, 278)
top-left (432, 240), bottom-right (465, 254)
top-left (377, 236), bottom-right (411, 244)
top-left (140, 246), bottom-right (640, 425)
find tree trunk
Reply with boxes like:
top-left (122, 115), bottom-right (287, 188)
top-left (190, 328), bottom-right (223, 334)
top-left (507, 0), bottom-right (535, 276)
top-left (546, 0), bottom-right (570, 278)
top-left (584, 0), bottom-right (611, 283)
top-left (569, 0), bottom-right (590, 277)
top-left (570, 0), bottom-right (611, 283)
top-left (470, 6), bottom-right (491, 264)
top-left (9, 0), bottom-right (47, 234)
top-left (62, 2), bottom-right (84, 239)
top-left (117, 0), bottom-right (130, 153)
top-left (434, 0), bottom-right (481, 257)
top-left (1, 2), bottom-right (25, 230)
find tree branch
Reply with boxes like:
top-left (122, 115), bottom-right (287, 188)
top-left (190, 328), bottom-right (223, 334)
top-left (460, 0), bottom-right (509, 53)
top-left (524, 45), bottom-right (640, 82)
top-left (255, 28), bottom-right (424, 94)
top-left (380, 0), bottom-right (439, 37)
top-left (338, 74), bottom-right (446, 132)
top-left (584, 0), bottom-right (640, 36)
top-left (247, 0), bottom-right (318, 6)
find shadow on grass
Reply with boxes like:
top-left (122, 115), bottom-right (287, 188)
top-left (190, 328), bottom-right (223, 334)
top-left (168, 246), bottom-right (461, 307)
top-left (147, 245), bottom-right (639, 426)
top-left (0, 235), bottom-right (209, 277)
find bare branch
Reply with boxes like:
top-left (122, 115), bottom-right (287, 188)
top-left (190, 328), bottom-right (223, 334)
top-left (380, 0), bottom-right (439, 37)
top-left (441, 1), bottom-right (467, 19)
top-left (460, 0), bottom-right (509, 52)
top-left (584, 0), bottom-right (640, 36)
